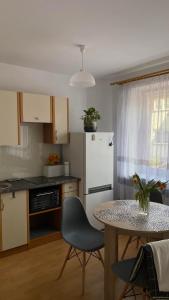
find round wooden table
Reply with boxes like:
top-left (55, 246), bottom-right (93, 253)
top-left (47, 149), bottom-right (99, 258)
top-left (94, 200), bottom-right (169, 300)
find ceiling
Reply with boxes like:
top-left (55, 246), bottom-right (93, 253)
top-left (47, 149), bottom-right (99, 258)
top-left (1, 0), bottom-right (169, 78)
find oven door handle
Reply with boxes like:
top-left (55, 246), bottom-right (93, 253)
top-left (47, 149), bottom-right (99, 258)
top-left (36, 192), bottom-right (54, 197)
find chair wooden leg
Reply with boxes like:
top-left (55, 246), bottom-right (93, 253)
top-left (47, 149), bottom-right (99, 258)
top-left (82, 251), bottom-right (86, 296)
top-left (118, 283), bottom-right (130, 300)
top-left (121, 236), bottom-right (133, 260)
top-left (57, 245), bottom-right (72, 280)
top-left (97, 250), bottom-right (104, 267)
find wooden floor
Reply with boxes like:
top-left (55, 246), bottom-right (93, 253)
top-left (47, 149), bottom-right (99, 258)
top-left (0, 236), bottom-right (142, 300)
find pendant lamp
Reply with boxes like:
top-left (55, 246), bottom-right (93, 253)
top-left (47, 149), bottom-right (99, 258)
top-left (69, 45), bottom-right (96, 88)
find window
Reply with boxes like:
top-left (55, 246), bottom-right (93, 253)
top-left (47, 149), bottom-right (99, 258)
top-left (117, 76), bottom-right (169, 198)
top-left (150, 97), bottom-right (169, 168)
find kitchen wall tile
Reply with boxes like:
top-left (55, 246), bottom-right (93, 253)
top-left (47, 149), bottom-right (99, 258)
top-left (0, 124), bottom-right (61, 180)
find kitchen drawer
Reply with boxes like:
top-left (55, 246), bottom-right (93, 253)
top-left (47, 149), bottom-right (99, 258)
top-left (62, 182), bottom-right (78, 193)
top-left (63, 191), bottom-right (78, 199)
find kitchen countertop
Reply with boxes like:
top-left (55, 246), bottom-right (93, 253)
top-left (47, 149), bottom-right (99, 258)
top-left (0, 176), bottom-right (80, 193)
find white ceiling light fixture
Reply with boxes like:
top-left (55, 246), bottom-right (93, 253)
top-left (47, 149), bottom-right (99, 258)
top-left (69, 44), bottom-right (96, 88)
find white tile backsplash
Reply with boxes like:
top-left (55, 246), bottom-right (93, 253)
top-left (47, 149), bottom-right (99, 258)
top-left (0, 123), bottom-right (61, 180)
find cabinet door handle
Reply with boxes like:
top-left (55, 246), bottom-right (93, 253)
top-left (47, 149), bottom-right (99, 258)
top-left (34, 117), bottom-right (39, 120)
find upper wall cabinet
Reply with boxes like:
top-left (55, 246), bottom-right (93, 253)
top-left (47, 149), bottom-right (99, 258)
top-left (44, 96), bottom-right (69, 144)
top-left (54, 96), bottom-right (69, 144)
top-left (19, 92), bottom-right (52, 123)
top-left (0, 90), bottom-right (20, 146)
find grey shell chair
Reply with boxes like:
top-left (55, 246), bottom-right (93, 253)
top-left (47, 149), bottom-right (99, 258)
top-left (121, 190), bottom-right (163, 260)
top-left (149, 189), bottom-right (163, 204)
top-left (112, 246), bottom-right (148, 300)
top-left (57, 197), bottom-right (104, 295)
top-left (112, 243), bottom-right (169, 299)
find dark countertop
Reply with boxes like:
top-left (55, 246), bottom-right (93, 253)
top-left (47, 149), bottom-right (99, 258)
top-left (0, 176), bottom-right (80, 194)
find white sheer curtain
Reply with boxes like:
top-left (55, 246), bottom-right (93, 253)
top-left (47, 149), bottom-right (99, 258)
top-left (117, 75), bottom-right (169, 202)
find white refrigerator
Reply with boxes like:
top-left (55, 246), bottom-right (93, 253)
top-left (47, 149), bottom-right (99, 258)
top-left (63, 132), bottom-right (114, 229)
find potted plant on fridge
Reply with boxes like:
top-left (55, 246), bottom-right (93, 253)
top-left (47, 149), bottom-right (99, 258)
top-left (81, 107), bottom-right (101, 132)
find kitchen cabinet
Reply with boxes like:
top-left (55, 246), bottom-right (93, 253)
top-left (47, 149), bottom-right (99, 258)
top-left (44, 96), bottom-right (69, 144)
top-left (0, 191), bottom-right (28, 251)
top-left (29, 185), bottom-right (62, 243)
top-left (0, 90), bottom-right (20, 145)
top-left (0, 179), bottom-right (79, 254)
top-left (62, 182), bottom-right (78, 199)
top-left (19, 92), bottom-right (52, 123)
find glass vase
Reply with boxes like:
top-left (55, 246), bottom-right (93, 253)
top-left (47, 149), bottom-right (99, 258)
top-left (138, 196), bottom-right (150, 216)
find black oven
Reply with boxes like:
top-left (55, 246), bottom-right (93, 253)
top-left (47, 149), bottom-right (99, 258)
top-left (29, 186), bottom-right (60, 213)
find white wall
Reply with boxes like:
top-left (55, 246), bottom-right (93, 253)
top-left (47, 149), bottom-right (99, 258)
top-left (0, 63), bottom-right (115, 179)
top-left (0, 63), bottom-right (87, 179)
top-left (0, 63), bottom-right (87, 132)
top-left (0, 124), bottom-right (60, 179)
top-left (0, 63), bottom-right (115, 134)
top-left (86, 79), bottom-right (113, 131)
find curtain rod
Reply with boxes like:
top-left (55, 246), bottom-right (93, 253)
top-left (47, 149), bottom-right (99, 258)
top-left (110, 68), bottom-right (169, 86)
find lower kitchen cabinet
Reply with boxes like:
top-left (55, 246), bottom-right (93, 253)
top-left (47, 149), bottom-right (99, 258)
top-left (28, 185), bottom-right (62, 247)
top-left (29, 209), bottom-right (61, 241)
top-left (63, 191), bottom-right (77, 198)
top-left (0, 191), bottom-right (28, 251)
top-left (62, 182), bottom-right (78, 199)
top-left (0, 180), bottom-right (79, 254)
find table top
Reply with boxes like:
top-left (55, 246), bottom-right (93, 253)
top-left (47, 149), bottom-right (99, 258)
top-left (94, 200), bottom-right (169, 234)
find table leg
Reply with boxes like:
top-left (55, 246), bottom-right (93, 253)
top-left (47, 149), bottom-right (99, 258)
top-left (104, 225), bottom-right (118, 300)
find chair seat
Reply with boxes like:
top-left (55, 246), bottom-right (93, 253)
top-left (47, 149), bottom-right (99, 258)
top-left (112, 258), bottom-right (148, 288)
top-left (64, 227), bottom-right (104, 251)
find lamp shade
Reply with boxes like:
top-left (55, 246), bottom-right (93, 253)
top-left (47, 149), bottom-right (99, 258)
top-left (69, 70), bottom-right (96, 88)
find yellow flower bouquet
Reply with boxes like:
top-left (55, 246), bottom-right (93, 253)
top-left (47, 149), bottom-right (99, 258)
top-left (47, 153), bottom-right (60, 165)
top-left (43, 153), bottom-right (63, 177)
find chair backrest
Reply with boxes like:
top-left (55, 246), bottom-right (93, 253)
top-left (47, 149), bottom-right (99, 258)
top-left (130, 244), bottom-right (169, 298)
top-left (61, 197), bottom-right (91, 239)
top-left (149, 190), bottom-right (163, 204)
